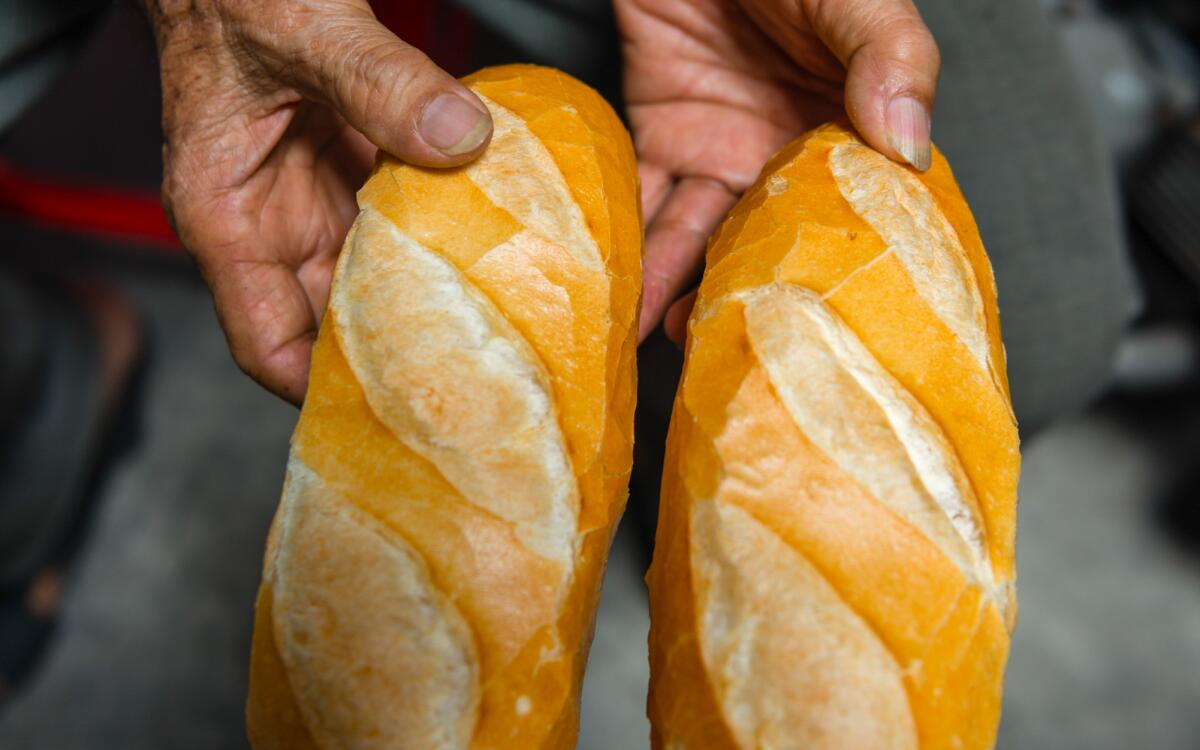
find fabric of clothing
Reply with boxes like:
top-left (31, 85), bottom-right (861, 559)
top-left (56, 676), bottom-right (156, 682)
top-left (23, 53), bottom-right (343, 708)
top-left (920, 0), bottom-right (1139, 433)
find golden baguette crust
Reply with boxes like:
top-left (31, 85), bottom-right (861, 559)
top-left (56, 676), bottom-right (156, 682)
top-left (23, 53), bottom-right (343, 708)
top-left (246, 64), bottom-right (642, 750)
top-left (647, 123), bottom-right (1019, 750)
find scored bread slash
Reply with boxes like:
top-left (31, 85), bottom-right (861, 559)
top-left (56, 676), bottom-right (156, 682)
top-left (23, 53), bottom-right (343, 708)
top-left (647, 122), bottom-right (1020, 750)
top-left (245, 65), bottom-right (642, 750)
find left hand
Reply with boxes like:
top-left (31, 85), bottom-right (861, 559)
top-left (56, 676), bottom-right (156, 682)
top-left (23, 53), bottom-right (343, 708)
top-left (146, 0), bottom-right (493, 404)
top-left (615, 0), bottom-right (941, 344)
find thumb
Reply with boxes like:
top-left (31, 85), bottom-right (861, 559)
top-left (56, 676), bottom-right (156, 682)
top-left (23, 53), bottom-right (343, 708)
top-left (807, 0), bottom-right (940, 170)
top-left (285, 10), bottom-right (492, 167)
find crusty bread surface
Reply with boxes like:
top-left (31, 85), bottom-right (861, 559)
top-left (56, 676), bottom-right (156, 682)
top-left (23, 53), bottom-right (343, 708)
top-left (647, 123), bottom-right (1020, 750)
top-left (246, 64), bottom-right (642, 750)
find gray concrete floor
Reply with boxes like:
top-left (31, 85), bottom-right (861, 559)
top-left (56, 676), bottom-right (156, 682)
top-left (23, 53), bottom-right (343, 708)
top-left (0, 271), bottom-right (1198, 749)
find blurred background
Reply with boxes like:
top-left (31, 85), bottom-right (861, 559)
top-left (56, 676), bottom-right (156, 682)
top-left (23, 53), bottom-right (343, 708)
top-left (1, 0), bottom-right (1199, 747)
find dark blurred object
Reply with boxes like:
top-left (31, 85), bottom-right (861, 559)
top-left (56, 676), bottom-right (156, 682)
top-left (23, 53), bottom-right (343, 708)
top-left (1052, 0), bottom-right (1199, 168)
top-left (1, 3), bottom-right (159, 186)
top-left (1060, 0), bottom-right (1200, 561)
top-left (0, 277), bottom-right (140, 588)
top-left (1153, 458), bottom-right (1200, 560)
top-left (1044, 0), bottom-right (1200, 396)
top-left (628, 330), bottom-right (682, 565)
top-left (0, 0), bottom-right (162, 707)
top-left (1105, 0), bottom-right (1200, 47)
top-left (0, 274), bottom-right (41, 440)
top-left (0, 273), bottom-right (141, 702)
top-left (1096, 375), bottom-right (1200, 560)
top-left (0, 1), bottom-right (107, 133)
top-left (1129, 118), bottom-right (1200, 292)
top-left (0, 1), bottom-right (180, 273)
top-left (447, 0), bottom-right (623, 104)
top-left (371, 0), bottom-right (477, 76)
top-left (1111, 118), bottom-right (1200, 394)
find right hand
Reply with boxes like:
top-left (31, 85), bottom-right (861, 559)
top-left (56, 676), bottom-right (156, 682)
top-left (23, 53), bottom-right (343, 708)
top-left (616, 0), bottom-right (941, 345)
top-left (146, 0), bottom-right (494, 404)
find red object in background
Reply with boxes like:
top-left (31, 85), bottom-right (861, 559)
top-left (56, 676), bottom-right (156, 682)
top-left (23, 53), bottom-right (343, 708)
top-left (0, 159), bottom-right (182, 252)
top-left (373, 0), bottom-right (434, 51)
top-left (372, 0), bottom-right (475, 76)
top-left (0, 3), bottom-right (475, 252)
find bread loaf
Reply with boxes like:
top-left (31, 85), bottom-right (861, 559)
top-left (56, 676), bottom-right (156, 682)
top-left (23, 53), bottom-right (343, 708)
top-left (646, 123), bottom-right (1020, 750)
top-left (245, 64), bottom-right (642, 750)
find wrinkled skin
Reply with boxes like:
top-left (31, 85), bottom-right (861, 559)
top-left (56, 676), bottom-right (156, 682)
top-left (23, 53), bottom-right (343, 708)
top-left (147, 0), bottom-right (492, 403)
top-left (147, 0), bottom-right (939, 403)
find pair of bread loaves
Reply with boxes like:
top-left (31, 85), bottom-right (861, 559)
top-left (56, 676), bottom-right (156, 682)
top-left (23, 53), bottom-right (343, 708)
top-left (246, 64), bottom-right (1019, 750)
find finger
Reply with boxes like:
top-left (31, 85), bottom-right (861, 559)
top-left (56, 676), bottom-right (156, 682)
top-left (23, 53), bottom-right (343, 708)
top-left (664, 289), bottom-right (698, 349)
top-left (261, 6), bottom-right (492, 167)
top-left (639, 176), bottom-right (738, 342)
top-left (639, 161), bottom-right (673, 224)
top-left (805, 0), bottom-right (940, 169)
top-left (202, 256), bottom-right (318, 406)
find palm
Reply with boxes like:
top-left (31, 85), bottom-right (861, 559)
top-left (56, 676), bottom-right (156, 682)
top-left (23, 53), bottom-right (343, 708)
top-left (618, 0), bottom-right (847, 339)
top-left (186, 102), bottom-right (376, 401)
top-left (626, 0), bottom-right (844, 199)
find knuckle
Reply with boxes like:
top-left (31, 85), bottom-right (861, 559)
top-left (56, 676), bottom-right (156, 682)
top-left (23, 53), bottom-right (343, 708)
top-left (353, 44), bottom-right (422, 122)
top-left (319, 23), bottom-right (394, 89)
top-left (884, 17), bottom-right (940, 71)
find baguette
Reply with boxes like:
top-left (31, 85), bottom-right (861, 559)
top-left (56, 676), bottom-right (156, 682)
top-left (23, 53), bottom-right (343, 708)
top-left (646, 123), bottom-right (1020, 750)
top-left (245, 64), bottom-right (642, 750)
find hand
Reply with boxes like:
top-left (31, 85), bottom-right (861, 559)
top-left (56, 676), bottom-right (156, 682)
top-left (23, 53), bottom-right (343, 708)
top-left (615, 0), bottom-right (941, 344)
top-left (146, 0), bottom-right (493, 404)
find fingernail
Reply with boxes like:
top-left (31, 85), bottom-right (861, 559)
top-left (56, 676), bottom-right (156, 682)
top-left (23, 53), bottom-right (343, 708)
top-left (886, 96), bottom-right (932, 171)
top-left (420, 94), bottom-right (491, 156)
